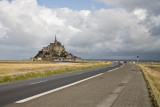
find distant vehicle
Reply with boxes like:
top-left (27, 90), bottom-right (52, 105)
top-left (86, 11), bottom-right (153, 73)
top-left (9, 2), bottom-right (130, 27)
top-left (124, 61), bottom-right (127, 63)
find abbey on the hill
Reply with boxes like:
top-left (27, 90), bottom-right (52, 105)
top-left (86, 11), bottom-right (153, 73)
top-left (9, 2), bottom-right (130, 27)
top-left (30, 36), bottom-right (82, 61)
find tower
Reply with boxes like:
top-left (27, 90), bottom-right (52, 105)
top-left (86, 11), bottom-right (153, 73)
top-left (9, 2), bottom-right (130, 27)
top-left (54, 35), bottom-right (57, 43)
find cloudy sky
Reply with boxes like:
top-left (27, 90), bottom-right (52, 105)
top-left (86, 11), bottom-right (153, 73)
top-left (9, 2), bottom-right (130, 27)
top-left (0, 0), bottom-right (160, 60)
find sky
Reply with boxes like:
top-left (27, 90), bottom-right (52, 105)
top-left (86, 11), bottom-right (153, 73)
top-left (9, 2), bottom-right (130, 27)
top-left (0, 0), bottom-right (160, 61)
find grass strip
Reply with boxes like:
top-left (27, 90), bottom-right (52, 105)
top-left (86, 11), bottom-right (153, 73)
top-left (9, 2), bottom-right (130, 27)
top-left (140, 65), bottom-right (159, 107)
top-left (0, 62), bottom-right (112, 84)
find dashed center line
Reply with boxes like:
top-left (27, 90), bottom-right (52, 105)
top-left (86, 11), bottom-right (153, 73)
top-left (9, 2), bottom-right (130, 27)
top-left (16, 73), bottom-right (104, 103)
top-left (29, 80), bottom-right (48, 85)
top-left (15, 63), bottom-right (123, 104)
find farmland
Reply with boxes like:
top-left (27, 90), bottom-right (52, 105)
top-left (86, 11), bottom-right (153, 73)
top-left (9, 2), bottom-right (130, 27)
top-left (0, 61), bottom-right (113, 83)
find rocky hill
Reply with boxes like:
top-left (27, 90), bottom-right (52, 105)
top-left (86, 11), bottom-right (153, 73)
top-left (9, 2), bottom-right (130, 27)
top-left (30, 36), bottom-right (82, 61)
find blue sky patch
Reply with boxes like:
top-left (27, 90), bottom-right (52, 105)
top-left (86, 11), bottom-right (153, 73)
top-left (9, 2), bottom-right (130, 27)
top-left (37, 0), bottom-right (113, 10)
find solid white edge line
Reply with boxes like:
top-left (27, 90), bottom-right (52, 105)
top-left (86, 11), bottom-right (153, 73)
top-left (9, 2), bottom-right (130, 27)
top-left (16, 63), bottom-right (124, 103)
top-left (15, 73), bottom-right (103, 103)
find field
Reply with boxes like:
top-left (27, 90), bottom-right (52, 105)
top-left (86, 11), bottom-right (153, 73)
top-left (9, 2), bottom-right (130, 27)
top-left (139, 62), bottom-right (160, 106)
top-left (0, 61), bottom-right (113, 83)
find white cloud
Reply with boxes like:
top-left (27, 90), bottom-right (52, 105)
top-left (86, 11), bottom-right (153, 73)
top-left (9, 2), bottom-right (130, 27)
top-left (134, 8), bottom-right (147, 20)
top-left (68, 26), bottom-right (81, 33)
top-left (0, 22), bottom-right (9, 39)
top-left (0, 0), bottom-right (159, 60)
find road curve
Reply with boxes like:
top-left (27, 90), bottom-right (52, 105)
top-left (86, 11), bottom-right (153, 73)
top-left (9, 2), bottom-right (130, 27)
top-left (0, 62), bottom-right (122, 106)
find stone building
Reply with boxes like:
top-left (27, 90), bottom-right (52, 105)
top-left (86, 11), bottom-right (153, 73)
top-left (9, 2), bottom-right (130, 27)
top-left (31, 36), bottom-right (82, 61)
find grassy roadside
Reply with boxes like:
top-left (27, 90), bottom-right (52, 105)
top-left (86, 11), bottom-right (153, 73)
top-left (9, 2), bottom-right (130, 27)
top-left (0, 61), bottom-right (113, 83)
top-left (138, 63), bottom-right (160, 107)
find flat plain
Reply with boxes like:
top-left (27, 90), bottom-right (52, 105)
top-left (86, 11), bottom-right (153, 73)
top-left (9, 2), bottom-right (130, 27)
top-left (0, 61), bottom-right (113, 83)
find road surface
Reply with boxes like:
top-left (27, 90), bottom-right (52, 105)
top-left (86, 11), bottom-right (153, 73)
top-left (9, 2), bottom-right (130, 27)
top-left (0, 63), bottom-right (152, 107)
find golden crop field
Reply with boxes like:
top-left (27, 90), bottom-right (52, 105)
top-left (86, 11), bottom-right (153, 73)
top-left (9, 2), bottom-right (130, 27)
top-left (139, 62), bottom-right (160, 106)
top-left (0, 61), bottom-right (113, 83)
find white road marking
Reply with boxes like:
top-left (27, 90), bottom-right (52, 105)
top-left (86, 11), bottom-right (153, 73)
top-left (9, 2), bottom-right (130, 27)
top-left (107, 64), bottom-right (124, 73)
top-left (15, 73), bottom-right (104, 103)
top-left (29, 80), bottom-right (48, 85)
top-left (16, 63), bottom-right (124, 104)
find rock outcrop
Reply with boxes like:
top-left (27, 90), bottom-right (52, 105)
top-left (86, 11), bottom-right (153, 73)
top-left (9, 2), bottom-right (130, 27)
top-left (30, 36), bottom-right (82, 61)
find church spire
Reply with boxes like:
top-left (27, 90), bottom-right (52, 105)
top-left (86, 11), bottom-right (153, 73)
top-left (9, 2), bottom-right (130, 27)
top-left (54, 35), bottom-right (57, 43)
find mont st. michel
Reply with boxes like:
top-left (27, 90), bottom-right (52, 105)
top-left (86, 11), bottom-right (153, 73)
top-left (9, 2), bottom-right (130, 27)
top-left (31, 36), bottom-right (82, 61)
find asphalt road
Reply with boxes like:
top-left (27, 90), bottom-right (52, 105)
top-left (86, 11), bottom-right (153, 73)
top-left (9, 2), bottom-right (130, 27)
top-left (4, 63), bottom-right (152, 107)
top-left (0, 62), bottom-right (122, 106)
